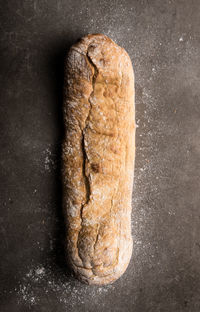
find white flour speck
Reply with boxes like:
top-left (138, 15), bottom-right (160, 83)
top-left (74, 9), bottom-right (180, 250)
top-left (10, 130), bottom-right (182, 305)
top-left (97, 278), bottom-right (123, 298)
top-left (43, 146), bottom-right (57, 172)
top-left (35, 267), bottom-right (45, 277)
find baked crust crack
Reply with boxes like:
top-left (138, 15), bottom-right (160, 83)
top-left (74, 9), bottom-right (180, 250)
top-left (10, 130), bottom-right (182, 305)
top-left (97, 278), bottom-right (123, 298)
top-left (77, 45), bottom-right (99, 267)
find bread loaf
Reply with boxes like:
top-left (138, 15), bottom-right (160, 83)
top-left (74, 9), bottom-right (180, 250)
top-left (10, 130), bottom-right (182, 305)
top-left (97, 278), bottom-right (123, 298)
top-left (62, 34), bottom-right (135, 285)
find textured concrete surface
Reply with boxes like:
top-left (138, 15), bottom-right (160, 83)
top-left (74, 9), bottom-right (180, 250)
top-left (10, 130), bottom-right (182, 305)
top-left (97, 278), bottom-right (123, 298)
top-left (0, 0), bottom-right (200, 311)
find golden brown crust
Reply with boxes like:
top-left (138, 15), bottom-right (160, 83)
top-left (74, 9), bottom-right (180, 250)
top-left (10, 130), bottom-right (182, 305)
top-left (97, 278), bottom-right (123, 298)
top-left (62, 34), bottom-right (135, 285)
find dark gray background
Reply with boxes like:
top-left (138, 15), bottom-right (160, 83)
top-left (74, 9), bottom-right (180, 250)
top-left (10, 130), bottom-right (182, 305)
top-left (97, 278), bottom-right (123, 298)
top-left (1, 0), bottom-right (200, 311)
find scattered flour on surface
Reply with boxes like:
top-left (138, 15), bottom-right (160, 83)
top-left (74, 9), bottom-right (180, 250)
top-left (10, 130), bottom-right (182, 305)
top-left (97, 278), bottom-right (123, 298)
top-left (43, 146), bottom-right (57, 172)
top-left (17, 264), bottom-right (115, 307)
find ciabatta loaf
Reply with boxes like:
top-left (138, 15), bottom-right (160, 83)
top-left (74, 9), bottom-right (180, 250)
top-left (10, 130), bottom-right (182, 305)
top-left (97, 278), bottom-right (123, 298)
top-left (62, 34), bottom-right (135, 285)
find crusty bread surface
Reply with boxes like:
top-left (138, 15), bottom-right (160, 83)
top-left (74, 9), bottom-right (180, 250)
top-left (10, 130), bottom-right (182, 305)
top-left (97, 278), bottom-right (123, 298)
top-left (62, 33), bottom-right (135, 285)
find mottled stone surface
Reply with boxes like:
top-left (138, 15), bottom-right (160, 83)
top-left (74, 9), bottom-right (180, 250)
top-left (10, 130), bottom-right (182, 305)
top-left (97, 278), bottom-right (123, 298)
top-left (0, 0), bottom-right (200, 311)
